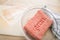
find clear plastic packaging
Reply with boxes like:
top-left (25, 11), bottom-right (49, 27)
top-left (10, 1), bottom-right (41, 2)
top-left (21, 7), bottom-right (57, 40)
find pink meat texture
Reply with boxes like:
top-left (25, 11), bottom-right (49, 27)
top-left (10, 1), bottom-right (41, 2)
top-left (24, 10), bottom-right (53, 40)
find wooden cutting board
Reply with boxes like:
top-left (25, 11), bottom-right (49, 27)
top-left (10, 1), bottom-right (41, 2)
top-left (0, 34), bottom-right (26, 40)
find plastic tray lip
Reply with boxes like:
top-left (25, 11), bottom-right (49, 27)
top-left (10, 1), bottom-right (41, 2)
top-left (21, 7), bottom-right (57, 40)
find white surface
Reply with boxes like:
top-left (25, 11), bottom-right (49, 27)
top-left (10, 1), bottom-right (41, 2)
top-left (0, 5), bottom-right (28, 36)
top-left (0, 0), bottom-right (60, 36)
